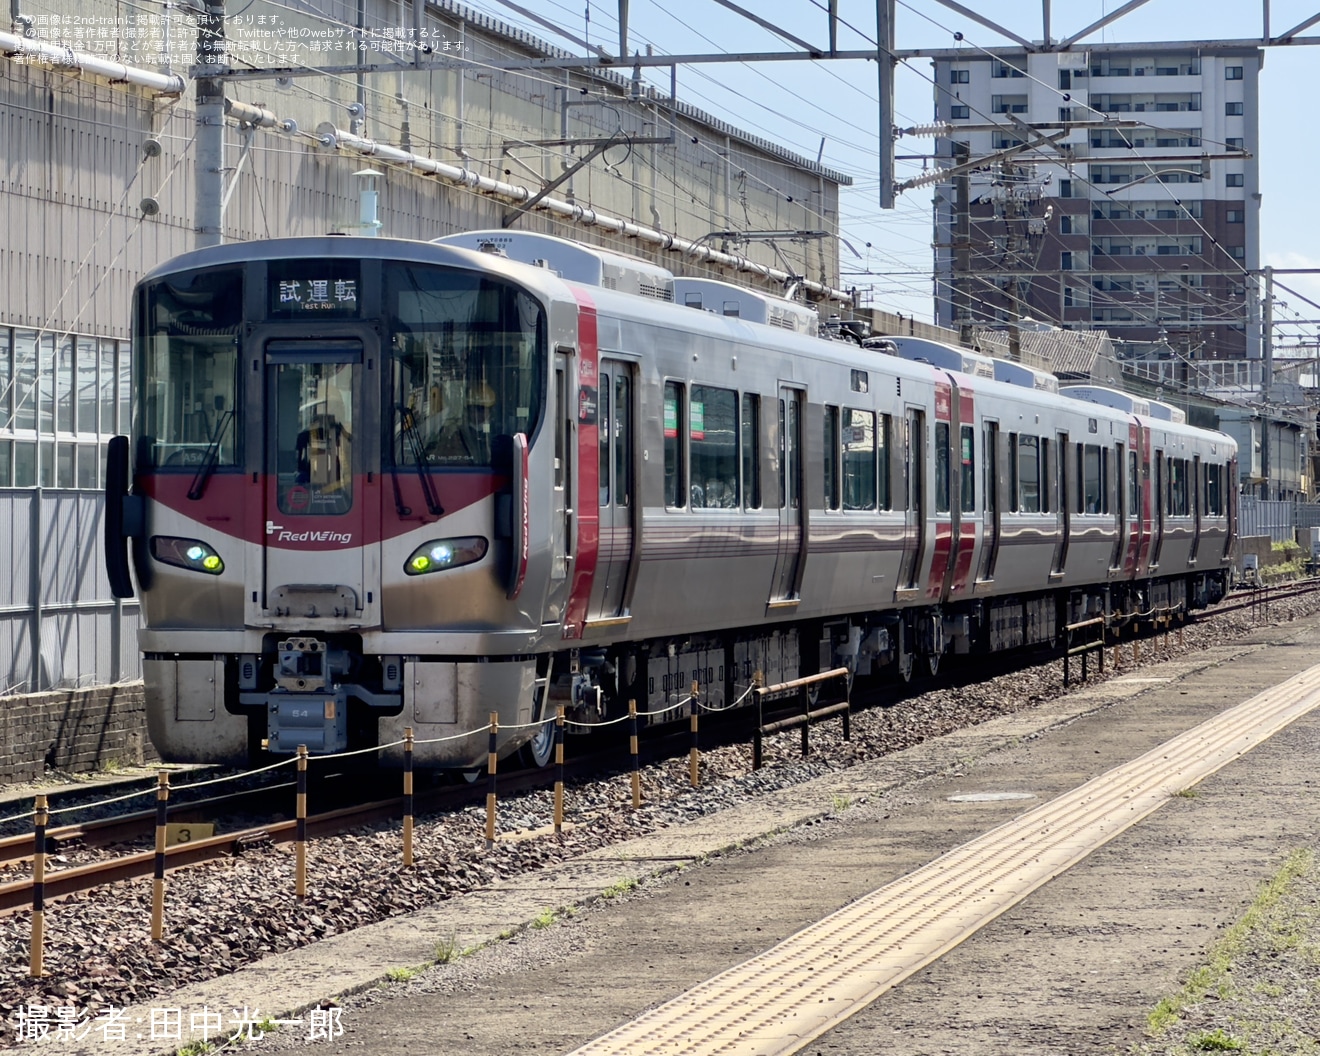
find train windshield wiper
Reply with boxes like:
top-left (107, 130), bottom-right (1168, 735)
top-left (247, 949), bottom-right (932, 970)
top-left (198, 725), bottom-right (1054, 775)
top-left (186, 409), bottom-right (234, 501)
top-left (396, 407), bottom-right (443, 517)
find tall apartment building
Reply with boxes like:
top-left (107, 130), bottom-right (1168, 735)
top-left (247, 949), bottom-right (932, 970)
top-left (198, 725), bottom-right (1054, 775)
top-left (930, 47), bottom-right (1261, 361)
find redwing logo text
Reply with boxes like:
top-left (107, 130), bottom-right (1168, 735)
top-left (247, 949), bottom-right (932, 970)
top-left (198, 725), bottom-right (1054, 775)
top-left (277, 530), bottom-right (352, 544)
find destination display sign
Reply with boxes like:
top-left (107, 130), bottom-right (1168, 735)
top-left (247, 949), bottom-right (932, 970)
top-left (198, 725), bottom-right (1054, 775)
top-left (267, 262), bottom-right (361, 317)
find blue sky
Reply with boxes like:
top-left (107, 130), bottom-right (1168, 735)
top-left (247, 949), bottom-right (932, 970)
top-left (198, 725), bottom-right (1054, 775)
top-left (465, 0), bottom-right (1320, 344)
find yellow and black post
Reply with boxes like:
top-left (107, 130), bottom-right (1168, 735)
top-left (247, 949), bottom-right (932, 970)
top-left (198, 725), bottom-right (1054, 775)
top-left (151, 771), bottom-right (170, 940)
top-left (29, 794), bottom-right (47, 977)
top-left (553, 706), bottom-right (565, 835)
top-left (403, 727), bottom-right (415, 868)
top-left (485, 712), bottom-right (499, 847)
top-left (629, 699), bottom-right (642, 809)
top-left (296, 744), bottom-right (308, 899)
top-left (688, 680), bottom-right (700, 789)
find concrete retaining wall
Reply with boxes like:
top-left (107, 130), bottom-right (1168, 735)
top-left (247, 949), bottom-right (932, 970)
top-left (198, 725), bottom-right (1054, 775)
top-left (0, 682), bottom-right (153, 783)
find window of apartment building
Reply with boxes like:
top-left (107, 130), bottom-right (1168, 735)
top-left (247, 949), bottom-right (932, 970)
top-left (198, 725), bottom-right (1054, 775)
top-left (1226, 172), bottom-right (1245, 186)
top-left (1227, 209), bottom-right (1244, 223)
top-left (1059, 179), bottom-right (1072, 198)
top-left (1226, 137), bottom-right (1244, 149)
top-left (992, 95), bottom-right (1028, 114)
top-left (1225, 101), bottom-right (1244, 115)
top-left (1059, 107), bottom-right (1073, 123)
top-left (1225, 66), bottom-right (1243, 80)
top-left (1230, 245), bottom-right (1246, 259)
top-left (950, 105), bottom-right (970, 119)
top-left (950, 68), bottom-right (969, 83)
top-left (1059, 70), bottom-right (1072, 89)
top-left (992, 62), bottom-right (1025, 78)
top-left (993, 134), bottom-right (1024, 149)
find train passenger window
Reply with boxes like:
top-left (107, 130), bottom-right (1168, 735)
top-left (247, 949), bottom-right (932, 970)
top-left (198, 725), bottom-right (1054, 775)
top-left (823, 405), bottom-right (840, 511)
top-left (960, 425), bottom-right (975, 513)
top-left (935, 422), bottom-right (951, 514)
top-left (614, 374), bottom-right (630, 507)
top-left (1080, 444), bottom-right (1103, 513)
top-left (1128, 450), bottom-right (1139, 515)
top-left (1170, 457), bottom-right (1189, 516)
top-left (1206, 462), bottom-right (1222, 515)
top-left (843, 408), bottom-right (876, 511)
top-left (663, 381), bottom-right (685, 508)
top-left (877, 414), bottom-right (892, 511)
top-left (598, 380), bottom-right (611, 506)
top-left (1007, 432), bottom-right (1019, 512)
top-left (690, 384), bottom-right (738, 509)
top-left (1040, 438), bottom-right (1052, 513)
top-left (741, 394), bottom-right (761, 509)
top-left (1018, 435), bottom-right (1040, 513)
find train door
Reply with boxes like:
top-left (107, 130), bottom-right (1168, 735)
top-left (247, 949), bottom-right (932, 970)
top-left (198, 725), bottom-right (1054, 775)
top-left (259, 340), bottom-right (372, 623)
top-left (896, 408), bottom-right (925, 594)
top-left (1110, 442), bottom-right (1126, 572)
top-left (1124, 426), bottom-right (1142, 575)
top-left (949, 388), bottom-right (978, 594)
top-left (1051, 431), bottom-right (1069, 577)
top-left (1150, 451), bottom-right (1165, 570)
top-left (976, 419), bottom-right (1000, 583)
top-left (586, 360), bottom-right (636, 622)
top-left (769, 386), bottom-right (804, 607)
top-left (543, 352), bottom-right (573, 625)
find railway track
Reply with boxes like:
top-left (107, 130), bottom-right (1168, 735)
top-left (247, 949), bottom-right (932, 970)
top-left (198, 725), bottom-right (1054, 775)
top-left (1, 581), bottom-right (1313, 922)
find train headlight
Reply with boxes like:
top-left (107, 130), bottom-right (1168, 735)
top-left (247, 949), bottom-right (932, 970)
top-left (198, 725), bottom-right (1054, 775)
top-left (151, 536), bottom-right (225, 575)
top-left (405, 536), bottom-right (488, 576)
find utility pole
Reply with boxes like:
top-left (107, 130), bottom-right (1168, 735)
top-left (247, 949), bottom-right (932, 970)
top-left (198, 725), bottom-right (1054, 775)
top-left (195, 0), bottom-right (226, 247)
top-left (952, 141), bottom-right (971, 346)
top-left (1261, 265), bottom-right (1274, 499)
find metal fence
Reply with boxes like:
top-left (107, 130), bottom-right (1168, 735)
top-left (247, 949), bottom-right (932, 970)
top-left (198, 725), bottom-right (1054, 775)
top-left (1238, 497), bottom-right (1320, 544)
top-left (0, 488), bottom-right (140, 696)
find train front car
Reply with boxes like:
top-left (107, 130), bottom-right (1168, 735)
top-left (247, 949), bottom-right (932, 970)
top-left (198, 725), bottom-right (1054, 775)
top-left (105, 239), bottom-right (569, 769)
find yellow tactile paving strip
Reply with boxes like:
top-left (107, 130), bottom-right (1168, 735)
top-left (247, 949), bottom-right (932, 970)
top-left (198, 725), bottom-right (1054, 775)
top-left (569, 665), bottom-right (1320, 1056)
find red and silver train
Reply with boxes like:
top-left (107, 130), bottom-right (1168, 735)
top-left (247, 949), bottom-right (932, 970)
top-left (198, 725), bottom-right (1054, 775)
top-left (105, 231), bottom-right (1237, 770)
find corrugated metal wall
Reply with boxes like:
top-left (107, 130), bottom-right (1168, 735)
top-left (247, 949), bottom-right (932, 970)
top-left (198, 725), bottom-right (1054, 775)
top-left (0, 490), bottom-right (140, 694)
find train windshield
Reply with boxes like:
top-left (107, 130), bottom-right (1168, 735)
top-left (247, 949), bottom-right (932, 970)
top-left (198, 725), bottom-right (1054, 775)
top-left (385, 263), bottom-right (544, 467)
top-left (137, 266), bottom-right (243, 469)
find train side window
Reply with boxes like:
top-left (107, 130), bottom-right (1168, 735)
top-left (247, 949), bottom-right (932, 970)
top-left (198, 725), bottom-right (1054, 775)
top-left (663, 380), bottom-right (686, 509)
top-left (1007, 432), bottom-right (1019, 512)
top-left (960, 424), bottom-right (975, 513)
top-left (824, 405), bottom-right (840, 511)
top-left (690, 384), bottom-right (738, 509)
top-left (934, 421), bottom-right (951, 514)
top-left (1206, 462), bottom-right (1222, 515)
top-left (1170, 457), bottom-right (1189, 516)
top-left (1040, 438), bottom-right (1051, 513)
top-left (1081, 444), bottom-right (1103, 513)
top-left (843, 408), bottom-right (876, 510)
top-left (877, 414), bottom-right (892, 510)
top-left (555, 366), bottom-right (566, 489)
top-left (982, 422), bottom-right (998, 515)
top-left (1128, 450), bottom-right (1139, 514)
top-left (1018, 435), bottom-right (1040, 513)
top-left (614, 373), bottom-right (630, 507)
top-left (741, 393), bottom-right (760, 509)
top-left (598, 377), bottom-right (611, 506)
